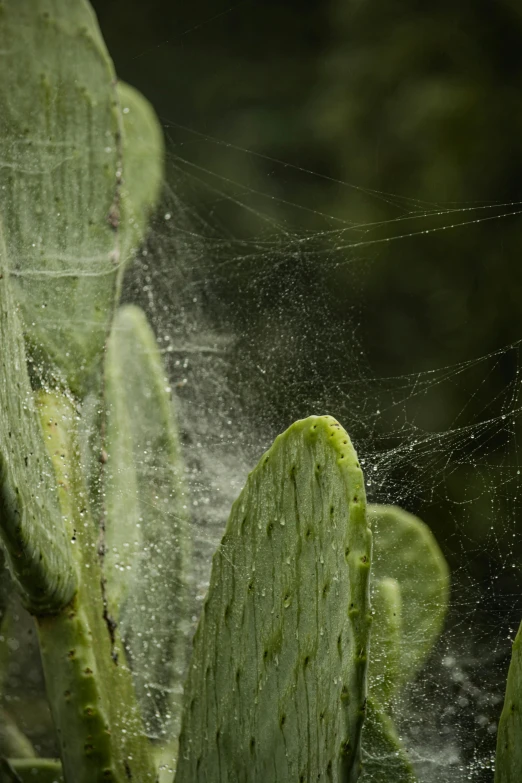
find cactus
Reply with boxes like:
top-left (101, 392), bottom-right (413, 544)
top-left (0, 0), bottom-right (122, 394)
top-left (0, 0), bottom-right (163, 395)
top-left (0, 0), bottom-right (165, 780)
top-left (116, 83), bottom-right (165, 265)
top-left (495, 620), bottom-right (522, 782)
top-left (367, 506), bottom-right (450, 695)
top-left (1, 758), bottom-right (64, 783)
top-left (175, 415), bottom-right (372, 783)
top-left (359, 506), bottom-right (450, 782)
top-left (35, 392), bottom-right (157, 782)
top-left (0, 226), bottom-right (76, 613)
top-left (105, 305), bottom-right (191, 742)
top-left (0, 2), bottom-right (478, 782)
top-left (367, 577), bottom-right (402, 709)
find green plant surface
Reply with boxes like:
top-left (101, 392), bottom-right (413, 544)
top-left (175, 415), bottom-right (372, 783)
top-left (368, 505), bottom-right (450, 694)
top-left (359, 699), bottom-right (416, 783)
top-left (35, 392), bottom-right (156, 783)
top-left (359, 506), bottom-right (449, 782)
top-left (0, 1), bottom-right (164, 395)
top-left (2, 758), bottom-right (64, 783)
top-left (0, 0), bottom-right (123, 393)
top-left (0, 228), bottom-right (76, 614)
top-left (117, 82), bottom-right (165, 266)
top-left (367, 577), bottom-right (402, 709)
top-left (495, 619), bottom-right (522, 782)
top-left (0, 709), bottom-right (35, 758)
top-left (104, 304), bottom-right (191, 745)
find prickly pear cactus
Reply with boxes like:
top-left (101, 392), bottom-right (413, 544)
top-left (495, 619), bottom-right (522, 782)
top-left (368, 505), bottom-right (450, 695)
top-left (176, 415), bottom-right (372, 783)
top-left (358, 505), bottom-right (450, 782)
top-left (105, 305), bottom-right (191, 741)
top-left (0, 229), bottom-right (76, 613)
top-left (0, 0), bottom-right (164, 394)
top-left (35, 392), bottom-right (156, 783)
top-left (367, 577), bottom-right (402, 709)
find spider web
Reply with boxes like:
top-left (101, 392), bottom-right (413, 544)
top-left (0, 78), bottom-right (520, 783)
top-left (119, 133), bottom-right (522, 782)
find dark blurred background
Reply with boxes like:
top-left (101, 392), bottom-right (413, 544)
top-left (87, 1), bottom-right (522, 775)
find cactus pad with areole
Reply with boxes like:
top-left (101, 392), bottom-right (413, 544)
top-left (176, 415), bottom-right (372, 783)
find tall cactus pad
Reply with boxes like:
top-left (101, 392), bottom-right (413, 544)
top-left (105, 305), bottom-right (191, 740)
top-left (368, 505), bottom-right (450, 690)
top-left (36, 392), bottom-right (156, 783)
top-left (495, 620), bottom-right (522, 782)
top-left (0, 0), bottom-right (121, 392)
top-left (0, 228), bottom-right (76, 613)
top-left (176, 415), bottom-right (372, 783)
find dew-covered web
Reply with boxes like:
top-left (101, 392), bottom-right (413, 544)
top-left (119, 128), bottom-right (522, 782)
top-left (2, 100), bottom-right (521, 783)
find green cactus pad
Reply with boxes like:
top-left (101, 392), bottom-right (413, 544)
top-left (0, 227), bottom-right (76, 613)
top-left (495, 620), bottom-right (522, 783)
top-left (117, 82), bottom-right (165, 264)
top-left (368, 505), bottom-right (450, 691)
top-left (36, 392), bottom-right (156, 783)
top-left (359, 699), bottom-right (417, 783)
top-left (0, 2), bottom-right (163, 394)
top-left (105, 305), bottom-right (191, 741)
top-left (368, 577), bottom-right (402, 709)
top-left (176, 415), bottom-right (372, 783)
top-left (3, 759), bottom-right (64, 783)
top-left (0, 709), bottom-right (35, 759)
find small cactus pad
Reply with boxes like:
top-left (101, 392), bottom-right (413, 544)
top-left (176, 415), bottom-right (372, 783)
top-left (368, 505), bottom-right (450, 690)
top-left (495, 620), bottom-right (522, 783)
top-left (0, 229), bottom-right (76, 613)
top-left (105, 305), bottom-right (191, 739)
